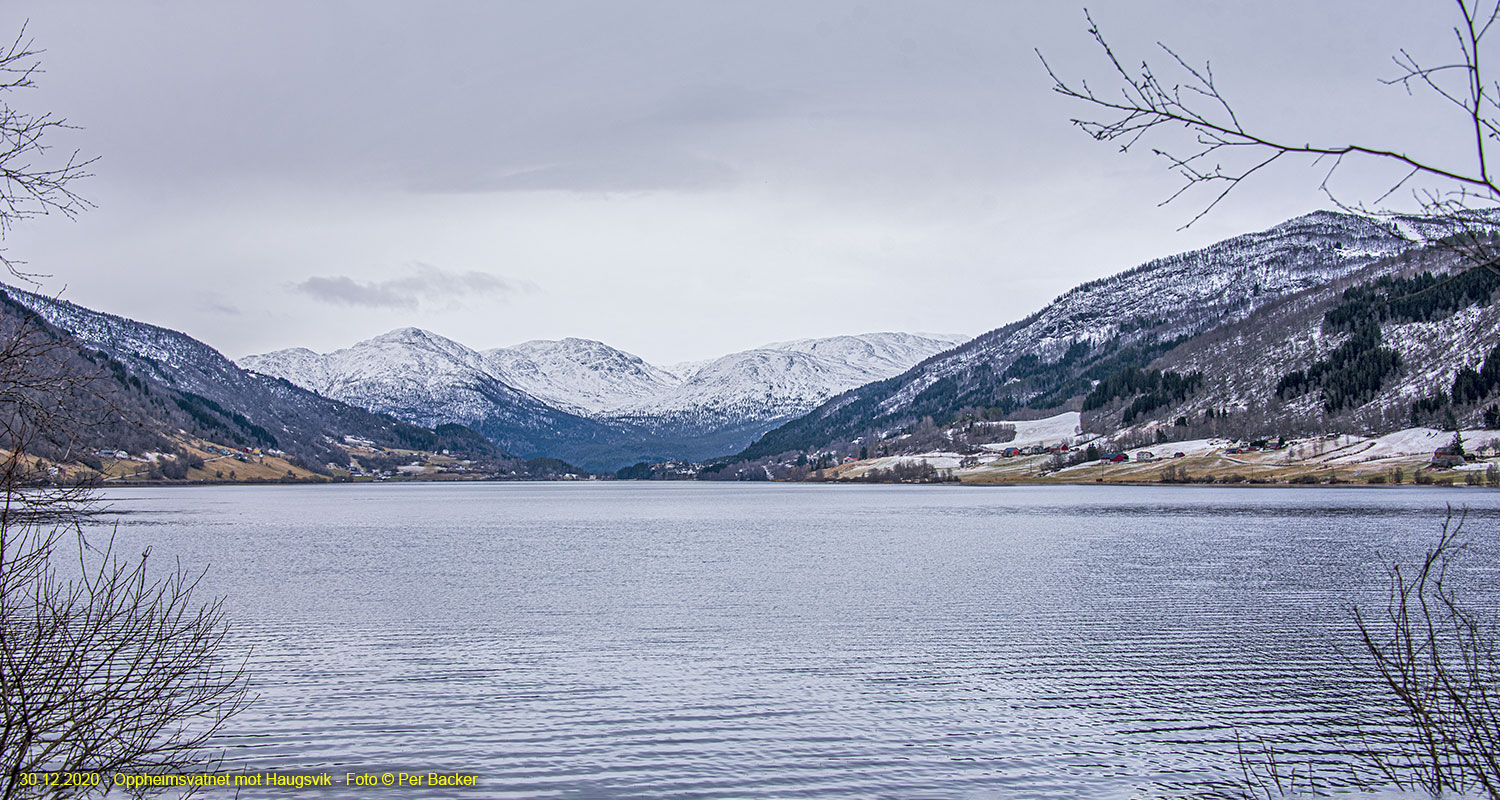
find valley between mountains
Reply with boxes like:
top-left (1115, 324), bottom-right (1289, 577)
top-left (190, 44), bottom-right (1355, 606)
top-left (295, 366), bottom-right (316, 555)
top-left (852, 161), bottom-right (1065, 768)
top-left (237, 330), bottom-right (970, 471)
top-left (8, 210), bottom-right (1500, 486)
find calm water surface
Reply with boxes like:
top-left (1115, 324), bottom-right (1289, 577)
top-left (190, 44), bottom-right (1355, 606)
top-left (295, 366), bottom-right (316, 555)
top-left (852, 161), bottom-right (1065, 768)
top-left (89, 483), bottom-right (1500, 798)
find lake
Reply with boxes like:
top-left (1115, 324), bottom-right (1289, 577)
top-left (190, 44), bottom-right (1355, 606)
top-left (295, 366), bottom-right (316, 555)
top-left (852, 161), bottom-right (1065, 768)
top-left (85, 483), bottom-right (1500, 798)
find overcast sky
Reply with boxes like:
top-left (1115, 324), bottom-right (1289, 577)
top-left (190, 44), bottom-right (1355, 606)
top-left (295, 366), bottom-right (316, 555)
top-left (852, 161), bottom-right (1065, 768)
top-left (0, 1), bottom-right (1467, 364)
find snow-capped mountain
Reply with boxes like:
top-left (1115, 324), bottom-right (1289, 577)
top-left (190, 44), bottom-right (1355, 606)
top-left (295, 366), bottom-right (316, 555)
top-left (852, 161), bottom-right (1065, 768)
top-left (741, 210), bottom-right (1435, 459)
top-left (244, 327), bottom-right (541, 428)
top-left (241, 330), bottom-right (969, 466)
top-left (766, 332), bottom-right (971, 375)
top-left (0, 286), bottom-right (501, 470)
top-left (239, 328), bottom-right (626, 463)
top-left (482, 338), bottom-right (681, 416)
top-left (611, 333), bottom-right (970, 426)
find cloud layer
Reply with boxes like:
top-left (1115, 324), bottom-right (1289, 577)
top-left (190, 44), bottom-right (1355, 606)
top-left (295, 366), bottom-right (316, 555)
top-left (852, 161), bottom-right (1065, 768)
top-left (294, 265), bottom-right (535, 310)
top-left (0, 1), bottom-right (1452, 363)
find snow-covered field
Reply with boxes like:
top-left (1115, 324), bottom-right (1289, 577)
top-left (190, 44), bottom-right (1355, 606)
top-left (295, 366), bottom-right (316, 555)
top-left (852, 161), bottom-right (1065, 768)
top-left (1319, 428), bottom-right (1500, 463)
top-left (839, 451), bottom-right (970, 478)
top-left (1255, 428), bottom-right (1500, 469)
top-left (978, 412), bottom-right (1086, 451)
top-left (847, 426), bottom-right (1500, 484)
top-left (1131, 438), bottom-right (1222, 459)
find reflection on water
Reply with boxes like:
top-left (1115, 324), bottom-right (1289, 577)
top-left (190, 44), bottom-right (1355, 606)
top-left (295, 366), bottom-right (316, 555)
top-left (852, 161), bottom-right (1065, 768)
top-left (90, 483), bottom-right (1500, 798)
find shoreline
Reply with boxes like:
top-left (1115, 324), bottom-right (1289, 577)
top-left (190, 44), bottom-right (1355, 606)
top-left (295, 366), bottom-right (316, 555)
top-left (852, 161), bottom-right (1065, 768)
top-left (91, 476), bottom-right (1499, 490)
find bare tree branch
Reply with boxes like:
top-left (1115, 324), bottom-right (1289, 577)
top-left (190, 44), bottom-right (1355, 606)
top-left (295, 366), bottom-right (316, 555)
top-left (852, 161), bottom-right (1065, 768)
top-left (0, 22), bottom-right (95, 284)
top-left (1038, 4), bottom-right (1500, 232)
top-left (0, 23), bottom-right (250, 798)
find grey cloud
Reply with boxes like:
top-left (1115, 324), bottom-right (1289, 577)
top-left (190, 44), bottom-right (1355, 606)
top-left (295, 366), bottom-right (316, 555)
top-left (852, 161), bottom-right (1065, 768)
top-left (294, 265), bottom-right (535, 310)
top-left (197, 292), bottom-right (241, 316)
top-left (6, 1), bottom-right (1442, 365)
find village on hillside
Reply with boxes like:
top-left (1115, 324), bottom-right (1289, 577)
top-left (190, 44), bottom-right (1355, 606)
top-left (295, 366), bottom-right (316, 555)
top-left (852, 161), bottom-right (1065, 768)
top-left (819, 412), bottom-right (1500, 486)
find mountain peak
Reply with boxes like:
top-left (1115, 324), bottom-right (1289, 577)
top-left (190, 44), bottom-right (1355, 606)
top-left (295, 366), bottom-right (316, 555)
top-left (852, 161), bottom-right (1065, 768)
top-left (242, 325), bottom-right (965, 465)
top-left (372, 326), bottom-right (453, 346)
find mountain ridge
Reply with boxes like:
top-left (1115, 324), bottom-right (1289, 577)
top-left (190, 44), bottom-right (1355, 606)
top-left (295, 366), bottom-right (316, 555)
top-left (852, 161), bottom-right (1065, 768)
top-left (738, 210), bottom-right (1493, 462)
top-left (0, 284), bottom-right (530, 475)
top-left (240, 330), bottom-right (969, 469)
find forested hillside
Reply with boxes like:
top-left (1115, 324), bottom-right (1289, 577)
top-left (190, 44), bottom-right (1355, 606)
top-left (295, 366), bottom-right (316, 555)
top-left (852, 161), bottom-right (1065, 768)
top-left (740, 212), bottom-right (1498, 462)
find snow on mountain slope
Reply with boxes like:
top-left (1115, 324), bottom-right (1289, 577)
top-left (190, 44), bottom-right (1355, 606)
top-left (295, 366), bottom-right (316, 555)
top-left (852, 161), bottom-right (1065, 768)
top-left (883, 211), bottom-right (1408, 412)
top-left (241, 329), bottom-right (968, 463)
top-left (238, 347), bottom-right (329, 392)
top-left (1158, 275), bottom-right (1500, 433)
top-left (16, 288), bottom-right (244, 395)
top-left (615, 349), bottom-right (865, 423)
top-left (242, 327), bottom-right (544, 427)
top-left (613, 332), bottom-right (971, 429)
top-left (663, 359), bottom-right (713, 381)
top-left (237, 327), bottom-right (628, 469)
top-left (764, 332), bottom-right (969, 378)
top-left (243, 330), bottom-right (965, 428)
top-left (483, 338), bottom-right (681, 415)
top-left (0, 286), bottom-right (476, 469)
top-left (741, 211), bottom-right (1424, 459)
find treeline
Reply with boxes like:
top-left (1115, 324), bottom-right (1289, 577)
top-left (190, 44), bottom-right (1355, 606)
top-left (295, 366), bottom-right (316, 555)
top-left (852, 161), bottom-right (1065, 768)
top-left (387, 422), bottom-right (511, 460)
top-left (1277, 266), bottom-right (1499, 416)
top-left (1451, 343), bottom-right (1500, 405)
top-left (1324, 267), bottom-right (1500, 329)
top-left (1275, 322), bottom-right (1403, 413)
top-left (923, 335), bottom-right (1193, 418)
top-left (1083, 367), bottom-right (1203, 423)
top-left (173, 391), bottom-right (280, 449)
top-left (1408, 342), bottom-right (1500, 429)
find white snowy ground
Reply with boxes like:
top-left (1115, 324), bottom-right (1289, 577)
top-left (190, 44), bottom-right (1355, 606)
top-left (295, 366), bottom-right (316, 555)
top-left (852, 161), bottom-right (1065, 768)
top-left (978, 412), bottom-right (1088, 450)
top-left (839, 451), bottom-right (971, 478)
top-left (1305, 428), bottom-right (1500, 466)
top-left (1126, 439), bottom-right (1223, 458)
top-left (836, 425), bottom-right (1500, 483)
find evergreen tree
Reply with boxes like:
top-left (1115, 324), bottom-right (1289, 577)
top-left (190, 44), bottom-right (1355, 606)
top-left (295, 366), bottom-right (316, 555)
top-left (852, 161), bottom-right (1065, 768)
top-left (1449, 431), bottom-right (1466, 456)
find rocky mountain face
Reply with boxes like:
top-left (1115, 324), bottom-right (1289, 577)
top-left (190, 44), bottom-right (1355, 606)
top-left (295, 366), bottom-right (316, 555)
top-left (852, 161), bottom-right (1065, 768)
top-left (1142, 247), bottom-right (1500, 439)
top-left (740, 211), bottom-right (1498, 460)
top-left (241, 331), bottom-right (968, 470)
top-left (0, 287), bottom-right (515, 471)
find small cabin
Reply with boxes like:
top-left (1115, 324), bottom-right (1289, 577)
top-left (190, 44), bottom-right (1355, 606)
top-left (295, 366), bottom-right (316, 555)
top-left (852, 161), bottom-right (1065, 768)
top-left (1431, 449), bottom-right (1466, 468)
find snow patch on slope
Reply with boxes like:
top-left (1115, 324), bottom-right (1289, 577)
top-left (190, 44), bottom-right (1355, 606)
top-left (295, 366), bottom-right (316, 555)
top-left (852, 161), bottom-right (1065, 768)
top-left (608, 332), bottom-right (971, 427)
top-left (1004, 412), bottom-right (1085, 448)
top-left (483, 338), bottom-right (680, 415)
top-left (240, 329), bottom-right (972, 453)
top-left (879, 211), bottom-right (1409, 415)
top-left (241, 327), bottom-right (550, 428)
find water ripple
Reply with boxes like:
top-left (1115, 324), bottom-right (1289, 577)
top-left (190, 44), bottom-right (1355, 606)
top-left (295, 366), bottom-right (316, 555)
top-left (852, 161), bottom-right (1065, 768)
top-left (85, 483), bottom-right (1500, 798)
